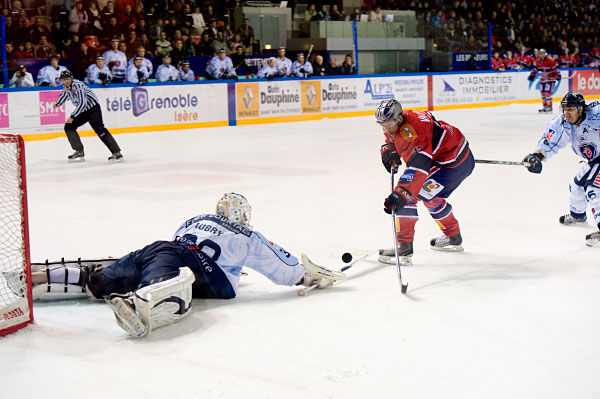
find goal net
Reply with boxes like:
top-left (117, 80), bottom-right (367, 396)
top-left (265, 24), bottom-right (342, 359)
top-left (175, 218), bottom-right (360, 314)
top-left (0, 133), bottom-right (33, 336)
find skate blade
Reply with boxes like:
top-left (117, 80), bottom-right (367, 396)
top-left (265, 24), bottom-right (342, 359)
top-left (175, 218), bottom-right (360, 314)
top-left (585, 238), bottom-right (600, 247)
top-left (108, 158), bottom-right (124, 163)
top-left (377, 255), bottom-right (412, 266)
top-left (430, 244), bottom-right (464, 252)
top-left (68, 158), bottom-right (85, 163)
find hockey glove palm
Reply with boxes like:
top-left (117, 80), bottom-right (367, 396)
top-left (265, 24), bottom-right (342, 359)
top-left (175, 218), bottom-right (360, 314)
top-left (523, 152), bottom-right (544, 174)
top-left (384, 187), bottom-right (412, 214)
top-left (380, 143), bottom-right (402, 173)
top-left (528, 73), bottom-right (536, 81)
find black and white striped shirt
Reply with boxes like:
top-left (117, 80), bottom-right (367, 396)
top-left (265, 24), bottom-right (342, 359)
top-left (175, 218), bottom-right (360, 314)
top-left (55, 79), bottom-right (100, 118)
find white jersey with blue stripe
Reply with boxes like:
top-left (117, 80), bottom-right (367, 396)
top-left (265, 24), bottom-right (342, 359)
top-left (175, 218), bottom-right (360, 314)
top-left (127, 56), bottom-right (153, 76)
top-left (172, 214), bottom-right (304, 295)
top-left (102, 50), bottom-right (127, 78)
top-left (275, 57), bottom-right (292, 76)
top-left (155, 64), bottom-right (179, 82)
top-left (291, 61), bottom-right (313, 77)
top-left (36, 65), bottom-right (66, 85)
top-left (536, 101), bottom-right (600, 163)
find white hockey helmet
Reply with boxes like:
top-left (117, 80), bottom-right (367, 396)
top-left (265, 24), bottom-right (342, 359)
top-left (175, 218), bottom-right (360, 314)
top-left (375, 99), bottom-right (403, 125)
top-left (216, 193), bottom-right (252, 227)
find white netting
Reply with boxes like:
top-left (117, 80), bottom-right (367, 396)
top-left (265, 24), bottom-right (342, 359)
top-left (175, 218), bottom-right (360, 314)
top-left (0, 134), bottom-right (31, 333)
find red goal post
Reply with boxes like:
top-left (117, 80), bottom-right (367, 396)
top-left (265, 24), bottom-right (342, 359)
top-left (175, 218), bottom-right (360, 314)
top-left (0, 133), bottom-right (33, 336)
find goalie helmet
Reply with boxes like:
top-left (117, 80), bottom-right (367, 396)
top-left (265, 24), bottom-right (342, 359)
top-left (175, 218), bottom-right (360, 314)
top-left (375, 99), bottom-right (403, 125)
top-left (561, 92), bottom-right (585, 111)
top-left (216, 193), bottom-right (252, 227)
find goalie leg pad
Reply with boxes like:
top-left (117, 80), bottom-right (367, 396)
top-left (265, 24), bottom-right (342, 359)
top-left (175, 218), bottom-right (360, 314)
top-left (107, 267), bottom-right (195, 337)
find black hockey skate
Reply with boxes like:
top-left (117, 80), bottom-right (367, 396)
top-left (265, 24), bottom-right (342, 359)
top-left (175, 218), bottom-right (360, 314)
top-left (538, 108), bottom-right (552, 113)
top-left (559, 214), bottom-right (587, 225)
top-left (430, 232), bottom-right (464, 252)
top-left (67, 150), bottom-right (85, 162)
top-left (585, 231), bottom-right (600, 247)
top-left (378, 242), bottom-right (413, 266)
top-left (108, 152), bottom-right (123, 162)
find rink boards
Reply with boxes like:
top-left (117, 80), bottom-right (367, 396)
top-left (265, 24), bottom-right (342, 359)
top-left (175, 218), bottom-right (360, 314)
top-left (0, 68), bottom-right (599, 141)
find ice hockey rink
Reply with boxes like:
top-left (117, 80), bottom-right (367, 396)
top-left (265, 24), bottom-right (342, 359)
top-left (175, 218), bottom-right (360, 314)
top-left (3, 102), bottom-right (599, 399)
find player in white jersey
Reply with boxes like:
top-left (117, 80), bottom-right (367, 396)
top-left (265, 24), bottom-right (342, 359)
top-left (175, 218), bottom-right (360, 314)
top-left (291, 53), bottom-right (313, 77)
top-left (257, 57), bottom-right (278, 79)
top-left (85, 56), bottom-right (112, 85)
top-left (36, 55), bottom-right (67, 86)
top-left (7, 193), bottom-right (346, 337)
top-left (155, 54), bottom-right (180, 82)
top-left (275, 47), bottom-right (292, 77)
top-left (127, 46), bottom-right (153, 77)
top-left (178, 60), bottom-right (195, 81)
top-left (523, 92), bottom-right (600, 246)
top-left (205, 48), bottom-right (237, 80)
top-left (103, 39), bottom-right (127, 83)
top-left (126, 56), bottom-right (149, 84)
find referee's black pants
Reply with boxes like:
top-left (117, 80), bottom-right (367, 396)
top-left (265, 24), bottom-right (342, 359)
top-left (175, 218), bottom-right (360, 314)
top-left (65, 104), bottom-right (121, 154)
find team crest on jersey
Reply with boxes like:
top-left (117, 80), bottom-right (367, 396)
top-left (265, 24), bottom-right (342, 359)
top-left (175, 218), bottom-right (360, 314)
top-left (579, 143), bottom-right (598, 161)
top-left (412, 145), bottom-right (423, 155)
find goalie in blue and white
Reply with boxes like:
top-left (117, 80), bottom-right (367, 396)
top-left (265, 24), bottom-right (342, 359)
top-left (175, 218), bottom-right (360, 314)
top-left (5, 193), bottom-right (346, 337)
top-left (522, 92), bottom-right (600, 246)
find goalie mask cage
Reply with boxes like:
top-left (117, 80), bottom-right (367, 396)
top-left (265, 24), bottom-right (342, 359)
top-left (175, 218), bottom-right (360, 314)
top-left (0, 133), bottom-right (33, 336)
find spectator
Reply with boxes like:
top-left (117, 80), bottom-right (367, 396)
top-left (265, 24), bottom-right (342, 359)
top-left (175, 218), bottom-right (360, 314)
top-left (325, 56), bottom-right (340, 75)
top-left (4, 43), bottom-right (19, 74)
top-left (170, 39), bottom-right (190, 66)
top-left (340, 54), bottom-right (356, 74)
top-left (202, 18), bottom-right (218, 41)
top-left (313, 54), bottom-right (326, 76)
top-left (222, 23), bottom-right (234, 43)
top-left (149, 18), bottom-right (164, 41)
top-left (178, 60), bottom-right (195, 81)
top-left (194, 33), bottom-right (213, 56)
top-left (235, 18), bottom-right (258, 54)
top-left (155, 31), bottom-right (172, 56)
top-left (104, 16), bottom-right (122, 40)
top-left (73, 42), bottom-right (96, 80)
top-left (180, 3), bottom-right (194, 35)
top-left (29, 17), bottom-right (51, 46)
top-left (34, 35), bottom-right (56, 59)
top-left (10, 64), bottom-right (34, 87)
top-left (87, 2), bottom-right (101, 33)
top-left (119, 4), bottom-right (135, 26)
top-left (100, 1), bottom-right (115, 27)
top-left (228, 33), bottom-right (243, 55)
top-left (191, 6), bottom-right (205, 34)
top-left (69, 1), bottom-right (90, 34)
top-left (164, 16), bottom-right (181, 39)
top-left (204, 4), bottom-right (217, 22)
top-left (368, 6), bottom-right (382, 22)
top-left (125, 30), bottom-right (140, 58)
top-left (139, 34), bottom-right (154, 56)
top-left (330, 4), bottom-right (345, 21)
top-left (465, 52), bottom-right (478, 71)
top-left (350, 7), bottom-right (362, 21)
top-left (135, 19), bottom-right (149, 38)
top-left (312, 5), bottom-right (330, 21)
top-left (118, 41), bottom-right (128, 59)
top-left (14, 42), bottom-right (34, 58)
top-left (305, 4), bottom-right (317, 21)
top-left (211, 31), bottom-right (227, 55)
top-left (230, 45), bottom-right (248, 75)
top-left (15, 17), bottom-right (31, 43)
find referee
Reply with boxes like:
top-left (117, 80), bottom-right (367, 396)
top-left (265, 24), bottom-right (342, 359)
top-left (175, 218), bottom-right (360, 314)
top-left (54, 70), bottom-right (123, 162)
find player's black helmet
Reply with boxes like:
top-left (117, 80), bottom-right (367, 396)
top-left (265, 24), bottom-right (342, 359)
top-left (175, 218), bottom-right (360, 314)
top-left (60, 70), bottom-right (73, 80)
top-left (375, 99), bottom-right (403, 124)
top-left (561, 92), bottom-right (585, 110)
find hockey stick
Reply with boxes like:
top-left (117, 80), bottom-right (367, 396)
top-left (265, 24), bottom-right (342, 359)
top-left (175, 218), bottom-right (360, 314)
top-left (475, 159), bottom-right (530, 167)
top-left (340, 251), bottom-right (378, 272)
top-left (306, 44), bottom-right (314, 61)
top-left (391, 171), bottom-right (409, 294)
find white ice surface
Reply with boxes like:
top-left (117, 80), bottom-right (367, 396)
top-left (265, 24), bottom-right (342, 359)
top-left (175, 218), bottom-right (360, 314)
top-left (2, 103), bottom-right (599, 399)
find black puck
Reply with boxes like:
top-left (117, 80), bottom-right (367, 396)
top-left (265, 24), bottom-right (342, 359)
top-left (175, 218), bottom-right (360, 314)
top-left (341, 252), bottom-right (353, 263)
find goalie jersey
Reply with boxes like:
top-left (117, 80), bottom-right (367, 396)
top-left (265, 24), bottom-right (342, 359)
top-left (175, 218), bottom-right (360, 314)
top-left (535, 101), bottom-right (600, 163)
top-left (172, 214), bottom-right (305, 295)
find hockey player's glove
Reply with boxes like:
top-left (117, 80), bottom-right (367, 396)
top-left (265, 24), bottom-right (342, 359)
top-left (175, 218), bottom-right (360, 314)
top-left (557, 74), bottom-right (561, 81)
top-left (381, 143), bottom-right (402, 173)
top-left (523, 152), bottom-right (544, 174)
top-left (384, 187), bottom-right (412, 214)
top-left (528, 73), bottom-right (535, 81)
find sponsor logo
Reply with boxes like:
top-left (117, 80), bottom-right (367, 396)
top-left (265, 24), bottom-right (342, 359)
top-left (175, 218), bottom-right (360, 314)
top-left (364, 79), bottom-right (393, 100)
top-left (236, 83), bottom-right (259, 118)
top-left (39, 91), bottom-right (65, 125)
top-left (572, 70), bottom-right (600, 94)
top-left (546, 128), bottom-right (555, 141)
top-left (322, 82), bottom-right (357, 103)
top-left (104, 88), bottom-right (200, 120)
top-left (0, 93), bottom-right (9, 128)
top-left (301, 81), bottom-right (321, 113)
top-left (399, 169), bottom-right (416, 182)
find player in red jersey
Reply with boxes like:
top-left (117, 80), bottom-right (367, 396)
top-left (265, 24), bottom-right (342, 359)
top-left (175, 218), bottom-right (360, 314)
top-left (529, 49), bottom-right (561, 113)
top-left (503, 50), bottom-right (519, 70)
top-left (558, 48), bottom-right (576, 68)
top-left (491, 51), bottom-right (506, 71)
top-left (515, 47), bottom-right (532, 70)
top-left (376, 99), bottom-right (475, 260)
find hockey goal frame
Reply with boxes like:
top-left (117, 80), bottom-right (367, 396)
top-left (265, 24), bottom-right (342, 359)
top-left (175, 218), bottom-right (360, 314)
top-left (0, 133), bottom-right (33, 336)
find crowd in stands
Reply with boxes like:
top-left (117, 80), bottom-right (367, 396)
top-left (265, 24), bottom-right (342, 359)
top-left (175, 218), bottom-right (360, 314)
top-left (2, 0), bottom-right (600, 86)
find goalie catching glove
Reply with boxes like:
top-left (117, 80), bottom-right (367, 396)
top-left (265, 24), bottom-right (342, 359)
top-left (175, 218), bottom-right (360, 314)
top-left (384, 186), bottom-right (412, 214)
top-left (380, 143), bottom-right (402, 173)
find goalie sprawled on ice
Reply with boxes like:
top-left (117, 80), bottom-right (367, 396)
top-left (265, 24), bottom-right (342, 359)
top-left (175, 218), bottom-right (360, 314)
top-left (3, 193), bottom-right (346, 337)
